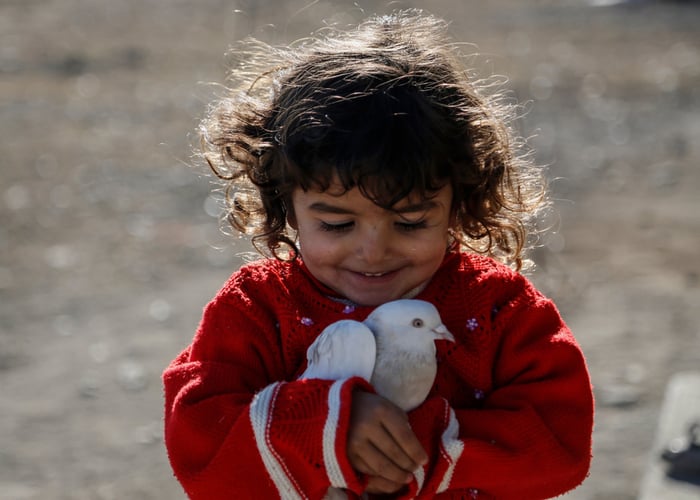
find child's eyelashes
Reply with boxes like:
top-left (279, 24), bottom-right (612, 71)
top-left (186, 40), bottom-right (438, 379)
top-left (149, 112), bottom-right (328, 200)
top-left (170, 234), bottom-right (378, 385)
top-left (317, 220), bottom-right (428, 233)
top-left (396, 220), bottom-right (428, 231)
top-left (319, 221), bottom-right (354, 232)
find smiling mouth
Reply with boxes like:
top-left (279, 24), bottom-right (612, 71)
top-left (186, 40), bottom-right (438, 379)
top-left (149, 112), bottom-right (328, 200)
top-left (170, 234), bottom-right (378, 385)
top-left (353, 268), bottom-right (401, 279)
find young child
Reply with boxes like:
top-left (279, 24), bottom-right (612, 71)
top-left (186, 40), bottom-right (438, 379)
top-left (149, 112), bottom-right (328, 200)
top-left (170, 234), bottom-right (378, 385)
top-left (163, 11), bottom-right (593, 499)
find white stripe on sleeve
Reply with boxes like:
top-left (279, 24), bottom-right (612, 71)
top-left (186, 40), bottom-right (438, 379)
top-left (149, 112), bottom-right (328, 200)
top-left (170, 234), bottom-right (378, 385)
top-left (249, 382), bottom-right (306, 500)
top-left (323, 379), bottom-right (349, 488)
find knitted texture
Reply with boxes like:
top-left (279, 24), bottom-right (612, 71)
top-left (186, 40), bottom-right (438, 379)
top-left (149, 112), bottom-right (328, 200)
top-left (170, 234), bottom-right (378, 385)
top-left (163, 251), bottom-right (593, 499)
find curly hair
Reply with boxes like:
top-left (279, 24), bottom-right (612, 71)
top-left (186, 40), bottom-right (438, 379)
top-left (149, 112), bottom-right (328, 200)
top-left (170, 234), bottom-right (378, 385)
top-left (200, 10), bottom-right (548, 270)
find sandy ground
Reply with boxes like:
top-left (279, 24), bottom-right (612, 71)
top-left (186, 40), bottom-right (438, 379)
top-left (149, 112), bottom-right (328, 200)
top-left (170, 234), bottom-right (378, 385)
top-left (1, 1), bottom-right (699, 499)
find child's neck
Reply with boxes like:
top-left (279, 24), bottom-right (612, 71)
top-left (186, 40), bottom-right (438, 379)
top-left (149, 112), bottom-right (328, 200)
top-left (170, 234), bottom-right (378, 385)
top-left (327, 280), bottom-right (429, 307)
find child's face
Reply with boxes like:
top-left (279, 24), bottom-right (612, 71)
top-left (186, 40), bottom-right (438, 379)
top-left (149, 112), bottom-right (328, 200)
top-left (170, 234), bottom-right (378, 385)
top-left (290, 181), bottom-right (453, 306)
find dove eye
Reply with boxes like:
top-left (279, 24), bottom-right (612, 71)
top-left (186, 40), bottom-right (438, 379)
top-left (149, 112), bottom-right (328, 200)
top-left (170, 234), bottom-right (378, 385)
top-left (411, 318), bottom-right (424, 328)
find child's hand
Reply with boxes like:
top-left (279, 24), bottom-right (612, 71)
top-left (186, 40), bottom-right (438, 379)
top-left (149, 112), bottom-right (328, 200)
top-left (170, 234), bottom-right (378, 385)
top-left (347, 391), bottom-right (427, 494)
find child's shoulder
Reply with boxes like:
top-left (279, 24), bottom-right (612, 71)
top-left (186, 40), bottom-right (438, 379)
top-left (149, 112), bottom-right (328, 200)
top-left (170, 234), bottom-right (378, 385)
top-left (236, 257), bottom-right (294, 280)
top-left (454, 251), bottom-right (521, 280)
top-left (215, 257), bottom-right (301, 299)
top-left (449, 251), bottom-right (541, 298)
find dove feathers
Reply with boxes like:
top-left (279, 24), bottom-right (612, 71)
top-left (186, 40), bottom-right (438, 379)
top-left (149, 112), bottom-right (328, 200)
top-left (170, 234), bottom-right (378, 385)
top-left (300, 319), bottom-right (376, 382)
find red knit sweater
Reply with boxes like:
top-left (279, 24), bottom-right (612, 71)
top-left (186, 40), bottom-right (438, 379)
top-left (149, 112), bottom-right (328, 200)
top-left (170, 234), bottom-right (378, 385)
top-left (163, 251), bottom-right (593, 499)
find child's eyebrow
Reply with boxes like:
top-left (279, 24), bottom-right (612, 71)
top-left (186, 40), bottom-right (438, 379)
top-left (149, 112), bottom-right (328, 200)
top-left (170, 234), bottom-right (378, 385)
top-left (394, 200), bottom-right (438, 214)
top-left (308, 202), bottom-right (357, 215)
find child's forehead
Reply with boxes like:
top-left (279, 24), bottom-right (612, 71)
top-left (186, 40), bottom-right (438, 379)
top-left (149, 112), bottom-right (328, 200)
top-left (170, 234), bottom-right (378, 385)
top-left (300, 178), bottom-right (450, 209)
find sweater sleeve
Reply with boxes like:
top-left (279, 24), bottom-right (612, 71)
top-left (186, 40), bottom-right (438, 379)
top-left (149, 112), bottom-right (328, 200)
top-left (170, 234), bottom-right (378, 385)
top-left (401, 283), bottom-right (594, 499)
top-left (163, 280), bottom-right (372, 499)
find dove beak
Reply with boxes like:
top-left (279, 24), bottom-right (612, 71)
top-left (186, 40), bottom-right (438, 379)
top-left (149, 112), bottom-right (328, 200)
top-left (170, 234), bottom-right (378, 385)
top-left (433, 323), bottom-right (455, 342)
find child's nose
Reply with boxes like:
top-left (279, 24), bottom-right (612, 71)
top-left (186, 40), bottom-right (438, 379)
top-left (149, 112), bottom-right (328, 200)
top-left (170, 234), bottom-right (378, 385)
top-left (357, 225), bottom-right (390, 264)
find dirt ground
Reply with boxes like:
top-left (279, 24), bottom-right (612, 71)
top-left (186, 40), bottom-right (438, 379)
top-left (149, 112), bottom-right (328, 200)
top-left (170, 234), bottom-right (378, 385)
top-left (1, 1), bottom-right (699, 499)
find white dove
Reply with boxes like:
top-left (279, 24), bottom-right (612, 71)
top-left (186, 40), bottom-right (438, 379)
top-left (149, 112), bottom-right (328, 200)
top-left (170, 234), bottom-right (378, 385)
top-left (300, 299), bottom-right (454, 411)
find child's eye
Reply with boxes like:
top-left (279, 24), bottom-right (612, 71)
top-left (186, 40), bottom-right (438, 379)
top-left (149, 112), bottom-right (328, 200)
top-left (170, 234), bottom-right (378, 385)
top-left (396, 220), bottom-right (428, 231)
top-left (319, 221), bottom-right (354, 232)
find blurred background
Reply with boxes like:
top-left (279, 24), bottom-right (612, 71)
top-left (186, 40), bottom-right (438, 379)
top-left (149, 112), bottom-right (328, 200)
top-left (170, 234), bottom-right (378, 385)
top-left (1, 0), bottom-right (699, 498)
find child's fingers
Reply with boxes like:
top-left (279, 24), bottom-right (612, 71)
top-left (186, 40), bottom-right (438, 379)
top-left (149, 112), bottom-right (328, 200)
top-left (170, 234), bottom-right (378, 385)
top-left (348, 391), bottom-right (428, 486)
top-left (369, 432), bottom-right (418, 479)
top-left (351, 441), bottom-right (413, 485)
top-left (365, 474), bottom-right (407, 495)
top-left (353, 454), bottom-right (409, 492)
top-left (350, 455), bottom-right (374, 476)
top-left (382, 414), bottom-right (429, 468)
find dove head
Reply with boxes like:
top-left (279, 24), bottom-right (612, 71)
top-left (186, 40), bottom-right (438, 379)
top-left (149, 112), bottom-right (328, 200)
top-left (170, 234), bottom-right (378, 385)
top-left (364, 300), bottom-right (455, 349)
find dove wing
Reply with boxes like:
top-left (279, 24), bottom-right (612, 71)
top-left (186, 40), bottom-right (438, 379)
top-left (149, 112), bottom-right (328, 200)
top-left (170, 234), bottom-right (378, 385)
top-left (299, 319), bottom-right (376, 382)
